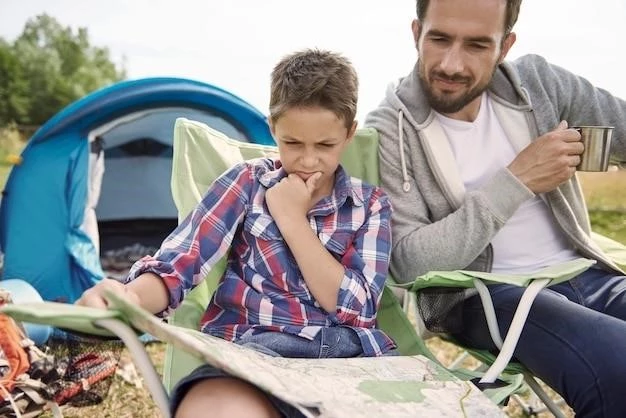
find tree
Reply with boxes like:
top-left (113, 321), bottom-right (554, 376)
top-left (0, 14), bottom-right (126, 126)
top-left (0, 40), bottom-right (29, 124)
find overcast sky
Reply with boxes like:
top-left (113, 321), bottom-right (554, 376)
top-left (1, 0), bottom-right (624, 121)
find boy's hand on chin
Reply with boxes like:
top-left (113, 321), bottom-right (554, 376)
top-left (266, 172), bottom-right (321, 224)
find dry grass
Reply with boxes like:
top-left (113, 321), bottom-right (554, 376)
top-left (578, 169), bottom-right (626, 212)
top-left (40, 343), bottom-right (166, 418)
top-left (579, 169), bottom-right (626, 243)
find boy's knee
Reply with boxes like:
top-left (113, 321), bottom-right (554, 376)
top-left (175, 377), bottom-right (280, 418)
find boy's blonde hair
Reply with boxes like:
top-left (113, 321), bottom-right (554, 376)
top-left (269, 49), bottom-right (358, 129)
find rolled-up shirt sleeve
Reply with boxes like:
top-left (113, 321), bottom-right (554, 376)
top-left (125, 163), bottom-right (252, 316)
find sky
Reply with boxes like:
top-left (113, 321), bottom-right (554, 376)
top-left (1, 0), bottom-right (624, 122)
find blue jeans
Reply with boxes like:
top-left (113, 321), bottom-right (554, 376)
top-left (452, 267), bottom-right (626, 417)
top-left (235, 326), bottom-right (366, 358)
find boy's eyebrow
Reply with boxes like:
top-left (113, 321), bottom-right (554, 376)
top-left (281, 136), bottom-right (302, 142)
top-left (427, 29), bottom-right (495, 44)
top-left (282, 135), bottom-right (340, 143)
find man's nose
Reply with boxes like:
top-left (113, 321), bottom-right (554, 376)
top-left (440, 45), bottom-right (464, 75)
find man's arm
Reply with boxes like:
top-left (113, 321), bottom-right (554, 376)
top-left (514, 54), bottom-right (626, 162)
top-left (367, 105), bottom-right (533, 281)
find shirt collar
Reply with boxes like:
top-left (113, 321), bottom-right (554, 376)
top-left (258, 160), bottom-right (365, 210)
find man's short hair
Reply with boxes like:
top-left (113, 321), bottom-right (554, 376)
top-left (416, 0), bottom-right (522, 35)
top-left (269, 49), bottom-right (358, 129)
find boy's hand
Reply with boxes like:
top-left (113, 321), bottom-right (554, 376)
top-left (266, 172), bottom-right (322, 223)
top-left (75, 278), bottom-right (140, 310)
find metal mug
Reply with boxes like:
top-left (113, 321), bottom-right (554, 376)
top-left (573, 126), bottom-right (614, 172)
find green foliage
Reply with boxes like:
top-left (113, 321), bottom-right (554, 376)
top-left (0, 124), bottom-right (26, 190)
top-left (589, 210), bottom-right (626, 245)
top-left (0, 14), bottom-right (126, 126)
top-left (0, 39), bottom-right (30, 124)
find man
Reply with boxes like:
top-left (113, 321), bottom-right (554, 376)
top-left (365, 0), bottom-right (626, 415)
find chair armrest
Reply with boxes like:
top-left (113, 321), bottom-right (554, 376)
top-left (0, 301), bottom-right (126, 337)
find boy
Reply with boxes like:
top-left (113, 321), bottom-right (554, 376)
top-left (77, 49), bottom-right (396, 418)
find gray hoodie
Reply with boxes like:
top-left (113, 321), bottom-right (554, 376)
top-left (365, 54), bottom-right (626, 330)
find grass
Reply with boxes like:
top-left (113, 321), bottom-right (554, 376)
top-left (39, 343), bottom-right (166, 418)
top-left (579, 170), bottom-right (626, 243)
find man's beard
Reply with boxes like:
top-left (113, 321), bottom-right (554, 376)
top-left (418, 61), bottom-right (493, 114)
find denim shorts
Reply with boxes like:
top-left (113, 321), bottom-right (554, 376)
top-left (170, 327), bottom-right (385, 417)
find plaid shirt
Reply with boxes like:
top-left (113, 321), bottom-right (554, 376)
top-left (127, 158), bottom-right (395, 356)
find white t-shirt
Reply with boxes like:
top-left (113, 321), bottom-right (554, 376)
top-left (435, 93), bottom-right (577, 274)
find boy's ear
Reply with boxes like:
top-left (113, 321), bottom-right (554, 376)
top-left (346, 121), bottom-right (358, 144)
top-left (268, 117), bottom-right (276, 137)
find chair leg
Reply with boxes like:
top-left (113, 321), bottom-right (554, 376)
top-left (520, 372), bottom-right (567, 418)
top-left (95, 318), bottom-right (171, 418)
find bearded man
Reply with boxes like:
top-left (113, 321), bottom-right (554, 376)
top-left (365, 0), bottom-right (626, 416)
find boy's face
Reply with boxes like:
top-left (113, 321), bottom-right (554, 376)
top-left (270, 106), bottom-right (356, 199)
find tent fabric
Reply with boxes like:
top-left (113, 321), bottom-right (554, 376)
top-left (94, 106), bottom-right (258, 223)
top-left (0, 77), bottom-right (273, 303)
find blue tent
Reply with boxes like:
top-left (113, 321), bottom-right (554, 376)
top-left (0, 77), bottom-right (273, 303)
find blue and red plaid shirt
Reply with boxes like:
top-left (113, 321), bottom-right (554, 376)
top-left (127, 158), bottom-right (396, 356)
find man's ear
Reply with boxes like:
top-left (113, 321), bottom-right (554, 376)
top-left (498, 32), bottom-right (517, 64)
top-left (411, 19), bottom-right (421, 49)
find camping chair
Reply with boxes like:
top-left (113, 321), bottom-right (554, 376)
top-left (434, 231), bottom-right (626, 417)
top-left (0, 118), bottom-right (521, 418)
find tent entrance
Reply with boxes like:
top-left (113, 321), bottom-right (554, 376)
top-left (99, 218), bottom-right (178, 273)
top-left (88, 107), bottom-right (252, 270)
top-left (99, 218), bottom-right (178, 251)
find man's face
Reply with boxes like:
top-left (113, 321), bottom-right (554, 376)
top-left (270, 106), bottom-right (355, 200)
top-left (414, 0), bottom-right (515, 119)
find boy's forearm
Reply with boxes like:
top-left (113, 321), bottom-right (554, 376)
top-left (125, 272), bottom-right (170, 314)
top-left (278, 218), bottom-right (344, 312)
